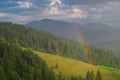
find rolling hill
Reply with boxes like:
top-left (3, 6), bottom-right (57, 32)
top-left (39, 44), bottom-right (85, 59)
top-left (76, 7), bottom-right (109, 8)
top-left (35, 51), bottom-right (120, 80)
top-left (0, 21), bottom-right (120, 80)
top-left (27, 19), bottom-right (120, 54)
top-left (1, 22), bottom-right (120, 68)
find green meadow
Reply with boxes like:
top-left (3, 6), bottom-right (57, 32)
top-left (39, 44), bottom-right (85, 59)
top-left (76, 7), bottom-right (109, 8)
top-left (35, 51), bottom-right (120, 80)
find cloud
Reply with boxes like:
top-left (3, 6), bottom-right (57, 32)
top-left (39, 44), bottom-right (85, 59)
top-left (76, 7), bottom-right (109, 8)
top-left (0, 0), bottom-right (120, 27)
top-left (0, 13), bottom-right (8, 18)
top-left (18, 1), bottom-right (33, 8)
top-left (62, 0), bottom-right (120, 5)
top-left (45, 0), bottom-right (64, 15)
top-left (0, 12), bottom-right (30, 23)
top-left (70, 7), bottom-right (87, 18)
top-left (31, 0), bottom-right (49, 7)
top-left (50, 0), bottom-right (62, 6)
top-left (42, 0), bottom-right (87, 19)
top-left (89, 1), bottom-right (120, 12)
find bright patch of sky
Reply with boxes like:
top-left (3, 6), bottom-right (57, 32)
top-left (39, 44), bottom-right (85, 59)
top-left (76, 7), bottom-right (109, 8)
top-left (17, 1), bottom-right (33, 8)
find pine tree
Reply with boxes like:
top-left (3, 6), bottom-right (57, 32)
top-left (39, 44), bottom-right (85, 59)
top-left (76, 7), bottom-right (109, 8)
top-left (95, 70), bottom-right (102, 80)
top-left (85, 70), bottom-right (91, 80)
top-left (58, 72), bottom-right (64, 80)
top-left (70, 76), bottom-right (78, 80)
top-left (91, 70), bottom-right (95, 80)
top-left (85, 70), bottom-right (94, 80)
top-left (78, 75), bottom-right (82, 80)
top-left (0, 65), bottom-right (6, 80)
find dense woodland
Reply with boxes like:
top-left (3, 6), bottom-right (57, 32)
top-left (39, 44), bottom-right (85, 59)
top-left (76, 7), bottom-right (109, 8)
top-left (0, 22), bottom-right (120, 69)
top-left (90, 47), bottom-right (120, 67)
top-left (0, 22), bottom-right (87, 61)
top-left (0, 33), bottom-right (102, 80)
top-left (0, 37), bottom-right (55, 80)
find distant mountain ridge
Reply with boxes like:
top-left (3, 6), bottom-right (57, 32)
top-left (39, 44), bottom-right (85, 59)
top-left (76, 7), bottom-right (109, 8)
top-left (26, 19), bottom-right (120, 54)
top-left (27, 19), bottom-right (79, 41)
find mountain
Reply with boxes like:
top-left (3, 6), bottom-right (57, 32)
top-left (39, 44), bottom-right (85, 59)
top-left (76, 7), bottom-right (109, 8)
top-left (26, 19), bottom-right (79, 41)
top-left (26, 19), bottom-right (120, 54)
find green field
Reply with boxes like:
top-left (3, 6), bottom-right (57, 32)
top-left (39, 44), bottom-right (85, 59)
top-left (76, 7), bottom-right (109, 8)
top-left (35, 51), bottom-right (120, 80)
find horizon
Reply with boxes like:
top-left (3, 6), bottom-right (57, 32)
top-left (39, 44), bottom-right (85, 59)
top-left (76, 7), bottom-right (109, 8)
top-left (0, 18), bottom-right (117, 28)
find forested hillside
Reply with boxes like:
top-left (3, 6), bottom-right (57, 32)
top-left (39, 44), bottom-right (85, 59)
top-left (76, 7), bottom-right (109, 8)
top-left (0, 37), bottom-right (56, 80)
top-left (0, 22), bottom-right (87, 61)
top-left (0, 22), bottom-right (120, 68)
top-left (0, 37), bottom-right (106, 80)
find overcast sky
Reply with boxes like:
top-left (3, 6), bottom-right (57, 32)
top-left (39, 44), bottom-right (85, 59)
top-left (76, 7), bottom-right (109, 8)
top-left (0, 0), bottom-right (120, 27)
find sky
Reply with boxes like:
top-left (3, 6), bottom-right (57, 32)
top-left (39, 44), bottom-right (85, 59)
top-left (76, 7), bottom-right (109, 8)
top-left (0, 0), bottom-right (120, 27)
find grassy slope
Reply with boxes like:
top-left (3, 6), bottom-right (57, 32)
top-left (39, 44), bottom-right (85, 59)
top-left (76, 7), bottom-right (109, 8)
top-left (35, 51), bottom-right (120, 80)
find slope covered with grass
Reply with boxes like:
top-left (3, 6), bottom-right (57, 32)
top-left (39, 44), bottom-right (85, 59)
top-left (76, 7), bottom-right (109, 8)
top-left (35, 51), bottom-right (120, 80)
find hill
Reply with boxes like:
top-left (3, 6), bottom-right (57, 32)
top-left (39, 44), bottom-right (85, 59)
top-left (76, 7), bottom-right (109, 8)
top-left (0, 22), bottom-right (120, 80)
top-left (0, 37), bottom-right (56, 80)
top-left (0, 22), bottom-right (120, 68)
top-left (0, 22), bottom-right (87, 62)
top-left (27, 19), bottom-right (120, 54)
top-left (0, 36), bottom-right (120, 80)
top-left (35, 51), bottom-right (120, 80)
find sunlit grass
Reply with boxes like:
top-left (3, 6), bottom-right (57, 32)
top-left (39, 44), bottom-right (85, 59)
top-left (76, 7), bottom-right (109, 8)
top-left (98, 66), bottom-right (120, 71)
top-left (35, 51), bottom-right (120, 80)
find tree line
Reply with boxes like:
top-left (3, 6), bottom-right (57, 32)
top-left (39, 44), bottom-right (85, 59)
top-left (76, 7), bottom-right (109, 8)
top-left (57, 70), bottom-right (102, 80)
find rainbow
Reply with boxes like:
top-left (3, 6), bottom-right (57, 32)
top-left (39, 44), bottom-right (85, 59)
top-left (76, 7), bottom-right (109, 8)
top-left (72, 24), bottom-right (93, 63)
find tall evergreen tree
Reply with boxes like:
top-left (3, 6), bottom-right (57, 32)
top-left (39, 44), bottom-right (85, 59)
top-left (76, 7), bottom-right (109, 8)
top-left (0, 38), bottom-right (56, 80)
top-left (95, 70), bottom-right (102, 80)
top-left (85, 70), bottom-right (94, 80)
top-left (58, 72), bottom-right (65, 80)
top-left (85, 70), bottom-right (91, 80)
top-left (0, 65), bottom-right (6, 80)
